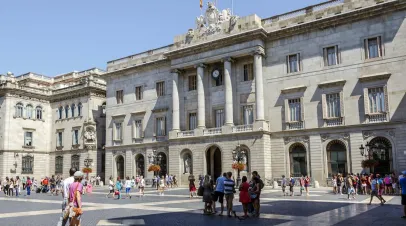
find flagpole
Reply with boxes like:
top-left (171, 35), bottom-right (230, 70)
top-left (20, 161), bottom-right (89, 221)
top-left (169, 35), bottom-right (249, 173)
top-left (231, 0), bottom-right (234, 15)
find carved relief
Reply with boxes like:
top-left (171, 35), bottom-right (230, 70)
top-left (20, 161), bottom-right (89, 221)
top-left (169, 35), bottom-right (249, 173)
top-left (320, 134), bottom-right (330, 142)
top-left (284, 136), bottom-right (309, 145)
top-left (132, 148), bottom-right (146, 155)
top-left (112, 150), bottom-right (125, 156)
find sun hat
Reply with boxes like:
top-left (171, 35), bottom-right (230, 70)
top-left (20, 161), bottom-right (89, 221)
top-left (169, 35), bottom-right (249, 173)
top-left (74, 171), bottom-right (84, 178)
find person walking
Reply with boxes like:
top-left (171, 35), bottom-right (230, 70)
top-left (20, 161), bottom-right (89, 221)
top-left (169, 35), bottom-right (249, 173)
top-left (68, 171), bottom-right (84, 226)
top-left (202, 175), bottom-right (213, 215)
top-left (238, 176), bottom-right (251, 219)
top-left (299, 176), bottom-right (305, 196)
top-left (304, 175), bottom-right (310, 196)
top-left (213, 173), bottom-right (226, 215)
top-left (384, 174), bottom-right (392, 195)
top-left (58, 167), bottom-right (77, 226)
top-left (139, 176), bottom-right (145, 197)
top-left (368, 174), bottom-right (385, 205)
top-left (346, 175), bottom-right (355, 200)
top-left (332, 175), bottom-right (338, 194)
top-left (26, 177), bottom-right (32, 196)
top-left (337, 174), bottom-right (342, 195)
top-left (361, 174), bottom-right (367, 195)
top-left (288, 176), bottom-right (295, 196)
top-left (125, 176), bottom-right (132, 199)
top-left (377, 174), bottom-right (386, 204)
top-left (15, 176), bottom-right (21, 197)
top-left (281, 175), bottom-right (287, 196)
top-left (251, 171), bottom-right (263, 218)
top-left (115, 177), bottom-right (122, 200)
top-left (399, 171), bottom-right (406, 219)
top-left (106, 177), bottom-right (114, 198)
top-left (188, 174), bottom-right (197, 198)
top-left (22, 176), bottom-right (26, 191)
top-left (159, 176), bottom-right (165, 196)
top-left (9, 178), bottom-right (15, 196)
top-left (224, 172), bottom-right (236, 218)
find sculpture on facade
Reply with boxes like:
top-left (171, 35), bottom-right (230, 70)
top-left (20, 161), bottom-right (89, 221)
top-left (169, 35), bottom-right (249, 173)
top-left (84, 130), bottom-right (96, 141)
top-left (184, 154), bottom-right (192, 174)
top-left (185, 29), bottom-right (195, 44)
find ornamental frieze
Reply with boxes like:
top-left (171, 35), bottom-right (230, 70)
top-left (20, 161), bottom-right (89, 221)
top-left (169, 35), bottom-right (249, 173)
top-left (284, 136), bottom-right (309, 145)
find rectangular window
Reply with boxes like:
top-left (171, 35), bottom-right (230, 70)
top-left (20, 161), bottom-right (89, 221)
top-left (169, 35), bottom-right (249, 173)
top-left (73, 130), bottom-right (79, 145)
top-left (243, 63), bottom-right (254, 81)
top-left (114, 122), bottom-right (122, 140)
top-left (287, 54), bottom-right (300, 73)
top-left (326, 93), bottom-right (341, 118)
top-left (24, 132), bottom-right (33, 146)
top-left (156, 81), bottom-right (165, 96)
top-left (365, 37), bottom-right (382, 59)
top-left (156, 117), bottom-right (166, 136)
top-left (116, 90), bottom-right (124, 104)
top-left (324, 46), bottom-right (338, 66)
top-left (368, 87), bottom-right (385, 113)
top-left (135, 86), bottom-right (143, 100)
top-left (134, 120), bottom-right (143, 138)
top-left (242, 105), bottom-right (254, 125)
top-left (189, 113), bottom-right (197, 130)
top-left (57, 132), bottom-right (63, 147)
top-left (288, 99), bottom-right (301, 122)
top-left (215, 109), bottom-right (224, 128)
top-left (188, 75), bottom-right (197, 91)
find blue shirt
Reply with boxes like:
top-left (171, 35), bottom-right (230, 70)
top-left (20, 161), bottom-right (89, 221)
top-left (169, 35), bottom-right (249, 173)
top-left (215, 176), bottom-right (225, 193)
top-left (371, 179), bottom-right (377, 191)
top-left (224, 178), bottom-right (235, 194)
top-left (400, 177), bottom-right (406, 195)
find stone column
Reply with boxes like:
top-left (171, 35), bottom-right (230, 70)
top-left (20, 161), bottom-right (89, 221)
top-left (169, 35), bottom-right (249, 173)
top-left (254, 49), bottom-right (265, 121)
top-left (224, 58), bottom-right (234, 126)
top-left (196, 64), bottom-right (206, 128)
top-left (171, 70), bottom-right (180, 131)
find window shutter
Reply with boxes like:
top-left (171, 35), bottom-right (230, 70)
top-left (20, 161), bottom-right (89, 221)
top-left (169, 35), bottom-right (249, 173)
top-left (323, 48), bottom-right (328, 66)
top-left (339, 91), bottom-right (344, 117)
top-left (335, 45), bottom-right (339, 65)
top-left (300, 97), bottom-right (305, 121)
top-left (286, 56), bottom-right (290, 73)
top-left (384, 85), bottom-right (389, 113)
top-left (297, 53), bottom-right (301, 71)
top-left (363, 88), bottom-right (369, 115)
top-left (322, 94), bottom-right (327, 119)
top-left (132, 120), bottom-right (136, 139)
top-left (153, 117), bottom-right (157, 137)
top-left (163, 116), bottom-right (167, 136)
top-left (364, 39), bottom-right (369, 59)
top-left (113, 123), bottom-right (116, 140)
top-left (284, 99), bottom-right (290, 123)
top-left (72, 131), bottom-right (74, 145)
top-left (377, 36), bottom-right (382, 57)
top-left (120, 123), bottom-right (123, 140)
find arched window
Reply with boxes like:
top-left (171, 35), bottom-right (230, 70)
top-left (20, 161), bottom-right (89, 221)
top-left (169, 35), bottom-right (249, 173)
top-left (71, 104), bottom-right (76, 117)
top-left (58, 107), bottom-right (63, 120)
top-left (16, 103), bottom-right (24, 118)
top-left (71, 155), bottom-right (80, 170)
top-left (26, 104), bottom-right (33, 119)
top-left (289, 143), bottom-right (307, 177)
top-left (327, 140), bottom-right (347, 177)
top-left (55, 156), bottom-right (63, 174)
top-left (369, 137), bottom-right (392, 174)
top-left (22, 155), bottom-right (34, 174)
top-left (36, 106), bottom-right (42, 120)
top-left (65, 105), bottom-right (69, 118)
top-left (77, 103), bottom-right (82, 116)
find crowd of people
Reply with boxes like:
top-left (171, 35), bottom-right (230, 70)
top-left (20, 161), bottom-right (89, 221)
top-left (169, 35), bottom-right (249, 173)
top-left (106, 175), bottom-right (147, 199)
top-left (281, 175), bottom-right (311, 196)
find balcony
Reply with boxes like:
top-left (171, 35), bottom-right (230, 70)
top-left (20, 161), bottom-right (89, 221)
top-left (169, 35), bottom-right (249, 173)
top-left (286, 121), bottom-right (304, 130)
top-left (232, 124), bottom-right (253, 133)
top-left (367, 113), bottom-right (388, 123)
top-left (203, 128), bottom-right (222, 136)
top-left (177, 130), bottom-right (195, 138)
top-left (324, 118), bottom-right (343, 127)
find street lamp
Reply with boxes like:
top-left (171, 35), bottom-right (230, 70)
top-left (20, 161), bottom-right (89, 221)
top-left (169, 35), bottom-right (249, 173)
top-left (359, 142), bottom-right (380, 173)
top-left (232, 144), bottom-right (245, 187)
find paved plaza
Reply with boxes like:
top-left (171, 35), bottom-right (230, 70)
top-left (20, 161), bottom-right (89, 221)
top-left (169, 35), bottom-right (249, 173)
top-left (0, 186), bottom-right (404, 226)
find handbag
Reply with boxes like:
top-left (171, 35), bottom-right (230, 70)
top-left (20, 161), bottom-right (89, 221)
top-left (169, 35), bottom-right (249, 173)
top-left (197, 186), bottom-right (204, 196)
top-left (64, 182), bottom-right (83, 220)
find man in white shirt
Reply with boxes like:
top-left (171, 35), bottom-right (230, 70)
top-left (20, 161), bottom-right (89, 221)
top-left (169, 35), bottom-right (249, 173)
top-left (57, 167), bottom-right (77, 226)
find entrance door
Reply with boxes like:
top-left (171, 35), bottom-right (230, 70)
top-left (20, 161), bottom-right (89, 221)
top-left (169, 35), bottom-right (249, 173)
top-left (135, 154), bottom-right (145, 177)
top-left (206, 146), bottom-right (222, 181)
top-left (116, 155), bottom-right (124, 179)
top-left (213, 149), bottom-right (222, 180)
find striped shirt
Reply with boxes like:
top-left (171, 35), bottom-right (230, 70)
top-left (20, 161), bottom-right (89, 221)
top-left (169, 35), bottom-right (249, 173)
top-left (223, 178), bottom-right (235, 194)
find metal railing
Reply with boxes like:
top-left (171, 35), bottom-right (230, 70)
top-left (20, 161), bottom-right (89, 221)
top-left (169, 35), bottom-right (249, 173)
top-left (203, 128), bottom-right (222, 135)
top-left (177, 130), bottom-right (195, 138)
top-left (367, 113), bottom-right (388, 123)
top-left (286, 121), bottom-right (304, 130)
top-left (325, 117), bottom-right (343, 127)
top-left (232, 124), bottom-right (253, 133)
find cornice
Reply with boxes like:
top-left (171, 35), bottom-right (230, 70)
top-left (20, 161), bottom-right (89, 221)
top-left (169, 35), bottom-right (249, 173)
top-left (102, 59), bottom-right (170, 78)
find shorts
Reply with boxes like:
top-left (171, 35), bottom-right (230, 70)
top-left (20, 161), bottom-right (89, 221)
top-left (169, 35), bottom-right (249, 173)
top-left (402, 194), bottom-right (406, 205)
top-left (125, 187), bottom-right (131, 193)
top-left (225, 194), bottom-right (234, 209)
top-left (392, 183), bottom-right (397, 189)
top-left (370, 190), bottom-right (378, 196)
top-left (361, 184), bottom-right (366, 187)
top-left (110, 189), bottom-right (114, 193)
top-left (289, 186), bottom-right (294, 192)
top-left (50, 185), bottom-right (55, 189)
top-left (348, 188), bottom-right (355, 194)
top-left (385, 184), bottom-right (392, 187)
top-left (213, 191), bottom-right (224, 203)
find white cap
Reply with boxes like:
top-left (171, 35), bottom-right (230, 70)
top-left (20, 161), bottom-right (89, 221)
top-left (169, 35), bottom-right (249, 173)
top-left (74, 171), bottom-right (84, 178)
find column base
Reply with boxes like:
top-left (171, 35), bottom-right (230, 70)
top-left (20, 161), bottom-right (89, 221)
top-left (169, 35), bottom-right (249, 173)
top-left (221, 125), bottom-right (233, 134)
top-left (253, 120), bottom-right (269, 132)
top-left (169, 130), bottom-right (179, 139)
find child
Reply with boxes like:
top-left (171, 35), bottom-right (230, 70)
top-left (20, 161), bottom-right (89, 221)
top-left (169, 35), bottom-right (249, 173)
top-left (333, 176), bottom-right (337, 194)
top-left (159, 176), bottom-right (165, 196)
top-left (239, 176), bottom-right (251, 219)
top-left (281, 175), bottom-right (287, 196)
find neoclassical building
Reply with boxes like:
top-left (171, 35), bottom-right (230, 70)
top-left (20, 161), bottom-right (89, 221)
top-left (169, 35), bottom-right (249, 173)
top-left (102, 0), bottom-right (405, 186)
top-left (0, 69), bottom-right (107, 181)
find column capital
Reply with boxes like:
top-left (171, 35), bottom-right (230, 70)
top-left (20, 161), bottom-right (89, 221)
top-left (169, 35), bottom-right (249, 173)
top-left (221, 57), bottom-right (235, 63)
top-left (252, 47), bottom-right (266, 57)
top-left (194, 63), bottom-right (207, 69)
top-left (170, 69), bottom-right (184, 74)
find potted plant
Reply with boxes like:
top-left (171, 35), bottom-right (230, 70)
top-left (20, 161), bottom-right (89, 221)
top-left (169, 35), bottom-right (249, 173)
top-left (232, 163), bottom-right (245, 171)
top-left (82, 167), bottom-right (92, 174)
top-left (148, 164), bottom-right (161, 172)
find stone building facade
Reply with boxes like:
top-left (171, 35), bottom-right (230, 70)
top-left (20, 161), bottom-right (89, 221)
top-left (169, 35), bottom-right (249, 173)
top-left (0, 69), bottom-right (106, 181)
top-left (103, 0), bottom-right (406, 185)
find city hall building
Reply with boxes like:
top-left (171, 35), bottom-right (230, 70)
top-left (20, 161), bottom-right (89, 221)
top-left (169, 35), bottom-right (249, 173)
top-left (0, 69), bottom-right (107, 181)
top-left (102, 0), bottom-right (406, 186)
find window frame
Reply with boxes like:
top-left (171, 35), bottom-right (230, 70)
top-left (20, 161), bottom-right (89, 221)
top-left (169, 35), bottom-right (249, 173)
top-left (22, 155), bottom-right (34, 174)
top-left (71, 155), bottom-right (80, 170)
top-left (133, 119), bottom-right (144, 139)
top-left (154, 116), bottom-right (166, 137)
top-left (156, 81), bottom-right (165, 97)
top-left (188, 75), bottom-right (197, 91)
top-left (287, 53), bottom-right (301, 74)
top-left (287, 98), bottom-right (302, 122)
top-left (15, 103), bottom-right (24, 118)
top-left (36, 106), bottom-right (43, 120)
top-left (323, 45), bottom-right (339, 66)
top-left (135, 86), bottom-right (143, 101)
top-left (72, 129), bottom-right (79, 145)
top-left (71, 104), bottom-right (76, 117)
top-left (364, 36), bottom-right (383, 60)
top-left (24, 131), bottom-right (33, 147)
top-left (57, 131), bottom-right (64, 147)
top-left (116, 90), bottom-right (124, 104)
top-left (243, 63), bottom-right (254, 81)
top-left (26, 104), bottom-right (33, 119)
top-left (188, 112), bottom-right (197, 130)
top-left (77, 103), bottom-right (82, 116)
top-left (214, 108), bottom-right (225, 128)
top-left (55, 156), bottom-right (63, 174)
top-left (241, 104), bottom-right (255, 125)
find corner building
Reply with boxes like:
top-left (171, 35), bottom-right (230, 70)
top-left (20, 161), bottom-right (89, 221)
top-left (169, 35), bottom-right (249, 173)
top-left (103, 0), bottom-right (406, 186)
top-left (0, 69), bottom-right (107, 181)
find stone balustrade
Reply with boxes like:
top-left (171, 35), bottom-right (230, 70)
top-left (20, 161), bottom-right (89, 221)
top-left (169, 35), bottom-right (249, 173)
top-left (203, 128), bottom-right (222, 136)
top-left (367, 113), bottom-right (388, 123)
top-left (286, 121), bottom-right (304, 130)
top-left (177, 130), bottom-right (195, 138)
top-left (325, 118), bottom-right (344, 127)
top-left (232, 125), bottom-right (253, 133)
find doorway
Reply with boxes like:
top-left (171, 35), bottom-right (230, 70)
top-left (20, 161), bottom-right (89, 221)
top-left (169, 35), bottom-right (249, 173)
top-left (206, 146), bottom-right (222, 181)
top-left (116, 155), bottom-right (125, 179)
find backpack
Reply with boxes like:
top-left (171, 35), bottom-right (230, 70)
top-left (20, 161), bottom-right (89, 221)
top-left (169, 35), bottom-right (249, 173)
top-left (290, 178), bottom-right (295, 186)
top-left (259, 179), bottom-right (265, 190)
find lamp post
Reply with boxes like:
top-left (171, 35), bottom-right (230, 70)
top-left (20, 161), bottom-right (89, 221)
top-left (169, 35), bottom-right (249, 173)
top-left (84, 158), bottom-right (93, 179)
top-left (232, 144), bottom-right (245, 187)
top-left (359, 142), bottom-right (382, 173)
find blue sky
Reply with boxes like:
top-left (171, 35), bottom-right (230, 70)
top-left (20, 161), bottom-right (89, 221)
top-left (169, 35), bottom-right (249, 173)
top-left (0, 0), bottom-right (324, 76)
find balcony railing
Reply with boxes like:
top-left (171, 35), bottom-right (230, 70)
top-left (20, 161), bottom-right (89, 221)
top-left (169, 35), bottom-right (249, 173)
top-left (232, 124), bottom-right (253, 133)
top-left (367, 113), bottom-right (388, 123)
top-left (325, 118), bottom-right (343, 127)
top-left (203, 128), bottom-right (222, 136)
top-left (286, 121), bottom-right (304, 130)
top-left (177, 130), bottom-right (195, 138)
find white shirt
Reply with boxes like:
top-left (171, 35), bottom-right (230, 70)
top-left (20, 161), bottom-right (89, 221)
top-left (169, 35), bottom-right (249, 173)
top-left (140, 179), bottom-right (145, 187)
top-left (62, 176), bottom-right (75, 199)
top-left (125, 180), bottom-right (131, 188)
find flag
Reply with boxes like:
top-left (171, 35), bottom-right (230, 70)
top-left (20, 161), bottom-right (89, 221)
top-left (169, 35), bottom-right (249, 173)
top-left (200, 0), bottom-right (203, 8)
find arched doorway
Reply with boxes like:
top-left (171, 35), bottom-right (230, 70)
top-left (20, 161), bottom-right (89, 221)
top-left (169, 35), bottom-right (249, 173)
top-left (116, 155), bottom-right (125, 179)
top-left (369, 137), bottom-right (392, 174)
top-left (135, 154), bottom-right (145, 177)
top-left (206, 145), bottom-right (222, 181)
top-left (326, 140), bottom-right (347, 177)
top-left (158, 152), bottom-right (167, 176)
top-left (289, 143), bottom-right (307, 177)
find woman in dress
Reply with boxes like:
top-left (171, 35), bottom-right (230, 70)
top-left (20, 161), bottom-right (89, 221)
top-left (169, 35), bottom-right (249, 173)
top-left (239, 176), bottom-right (251, 219)
top-left (159, 176), bottom-right (165, 196)
top-left (332, 175), bottom-right (337, 194)
top-left (139, 176), bottom-right (145, 197)
top-left (202, 175), bottom-right (213, 214)
top-left (189, 176), bottom-right (197, 198)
